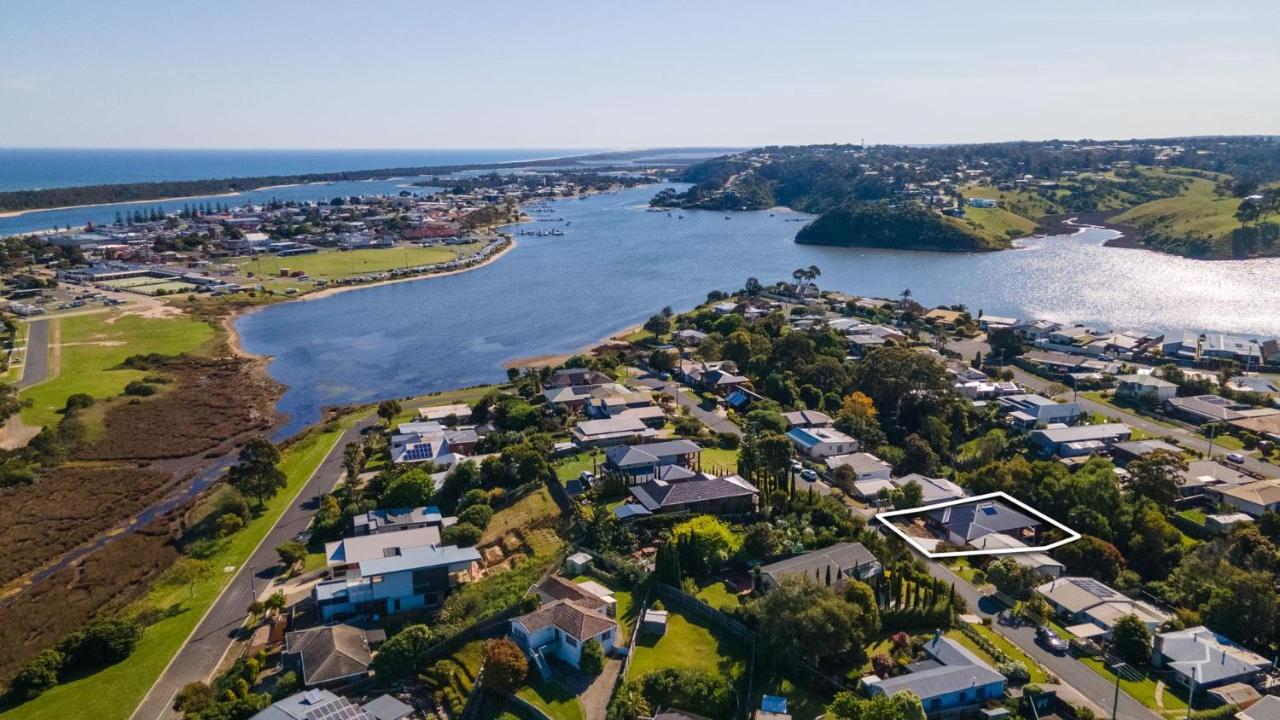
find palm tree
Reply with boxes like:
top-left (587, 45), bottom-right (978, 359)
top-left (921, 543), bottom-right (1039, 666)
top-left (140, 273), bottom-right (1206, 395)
top-left (612, 684), bottom-right (651, 720)
top-left (900, 288), bottom-right (913, 304)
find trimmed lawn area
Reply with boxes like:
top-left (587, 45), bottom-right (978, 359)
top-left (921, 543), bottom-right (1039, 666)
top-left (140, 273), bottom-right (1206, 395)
top-left (955, 625), bottom-right (1050, 684)
top-left (20, 311), bottom-right (215, 428)
top-left (699, 446), bottom-right (739, 475)
top-left (946, 558), bottom-right (987, 588)
top-left (1178, 508), bottom-right (1207, 525)
top-left (4, 320), bottom-right (31, 382)
top-left (629, 606), bottom-right (747, 682)
top-left (0, 412), bottom-right (363, 720)
top-left (517, 675), bottom-right (586, 720)
top-left (393, 383), bottom-right (498, 424)
top-left (1079, 657), bottom-right (1187, 712)
top-left (233, 243), bottom-right (482, 282)
top-left (554, 450), bottom-right (603, 483)
top-left (695, 578), bottom-right (744, 611)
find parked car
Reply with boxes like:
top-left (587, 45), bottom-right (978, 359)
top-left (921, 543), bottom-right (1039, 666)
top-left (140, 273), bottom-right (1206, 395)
top-left (1036, 626), bottom-right (1068, 654)
top-left (801, 469), bottom-right (818, 481)
top-left (1226, 452), bottom-right (1246, 464)
top-left (790, 460), bottom-right (803, 472)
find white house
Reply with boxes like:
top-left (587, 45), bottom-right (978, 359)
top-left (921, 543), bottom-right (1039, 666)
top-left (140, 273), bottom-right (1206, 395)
top-left (1217, 479), bottom-right (1280, 518)
top-left (511, 599), bottom-right (618, 672)
top-left (1152, 626), bottom-right (1272, 691)
top-left (1115, 374), bottom-right (1178, 403)
top-left (998, 394), bottom-right (1082, 428)
top-left (788, 426), bottom-right (859, 458)
top-left (1036, 576), bottom-right (1170, 636)
top-left (825, 453), bottom-right (893, 498)
top-left (313, 544), bottom-right (481, 621)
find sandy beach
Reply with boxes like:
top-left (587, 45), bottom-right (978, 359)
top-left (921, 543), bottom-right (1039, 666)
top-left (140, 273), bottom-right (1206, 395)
top-left (503, 321), bottom-right (643, 369)
top-left (0, 191), bottom-right (244, 219)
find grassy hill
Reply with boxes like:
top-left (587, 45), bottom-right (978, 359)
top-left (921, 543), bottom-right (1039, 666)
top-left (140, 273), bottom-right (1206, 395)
top-left (796, 203), bottom-right (1008, 252)
top-left (1110, 172), bottom-right (1280, 258)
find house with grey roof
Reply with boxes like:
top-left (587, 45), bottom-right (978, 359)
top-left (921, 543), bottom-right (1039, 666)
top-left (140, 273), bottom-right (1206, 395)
top-left (572, 416), bottom-right (658, 447)
top-left (788, 426), bottom-right (859, 458)
top-left (284, 624), bottom-right (375, 687)
top-left (1152, 626), bottom-right (1272, 691)
top-left (759, 542), bottom-right (881, 591)
top-left (324, 526), bottom-right (442, 578)
top-left (511, 597), bottom-right (619, 674)
top-left (626, 472), bottom-right (758, 517)
top-left (1240, 695), bottom-right (1280, 720)
top-left (603, 440), bottom-right (702, 481)
top-left (1115, 374), bottom-right (1178, 403)
top-left (1030, 423), bottom-right (1132, 457)
top-left (250, 689), bottom-right (409, 720)
top-left (894, 474), bottom-right (966, 505)
top-left (313, 543), bottom-right (481, 621)
top-left (998, 394), bottom-right (1083, 428)
top-left (782, 409), bottom-right (833, 429)
top-left (352, 506), bottom-right (450, 536)
top-left (863, 635), bottom-right (1006, 716)
top-left (926, 500), bottom-right (1039, 547)
top-left (1035, 576), bottom-right (1170, 636)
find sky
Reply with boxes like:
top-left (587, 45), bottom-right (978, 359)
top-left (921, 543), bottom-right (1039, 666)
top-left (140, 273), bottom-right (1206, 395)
top-left (2, 0), bottom-right (1278, 149)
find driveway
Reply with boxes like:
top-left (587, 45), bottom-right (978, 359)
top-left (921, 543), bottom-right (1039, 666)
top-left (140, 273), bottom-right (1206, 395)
top-left (131, 413), bottom-right (377, 720)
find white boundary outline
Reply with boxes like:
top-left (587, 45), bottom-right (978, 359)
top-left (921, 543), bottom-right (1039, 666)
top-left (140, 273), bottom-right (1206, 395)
top-left (874, 490), bottom-right (1081, 559)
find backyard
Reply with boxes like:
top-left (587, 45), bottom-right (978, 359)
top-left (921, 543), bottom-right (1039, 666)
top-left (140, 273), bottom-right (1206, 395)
top-left (628, 604), bottom-right (748, 682)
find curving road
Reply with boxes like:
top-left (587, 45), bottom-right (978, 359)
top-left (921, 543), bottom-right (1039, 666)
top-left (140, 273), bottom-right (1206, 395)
top-left (130, 413), bottom-right (376, 720)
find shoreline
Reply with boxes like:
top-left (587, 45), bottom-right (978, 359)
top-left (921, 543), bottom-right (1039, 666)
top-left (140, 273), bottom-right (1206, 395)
top-left (0, 190), bottom-right (244, 219)
top-left (503, 321), bottom-right (643, 369)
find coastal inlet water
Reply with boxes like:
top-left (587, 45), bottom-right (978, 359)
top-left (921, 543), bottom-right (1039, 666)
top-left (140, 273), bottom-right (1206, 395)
top-left (237, 184), bottom-right (1280, 437)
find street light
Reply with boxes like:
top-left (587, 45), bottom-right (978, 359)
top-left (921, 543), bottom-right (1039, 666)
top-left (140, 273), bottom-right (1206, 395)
top-left (1110, 661), bottom-right (1127, 720)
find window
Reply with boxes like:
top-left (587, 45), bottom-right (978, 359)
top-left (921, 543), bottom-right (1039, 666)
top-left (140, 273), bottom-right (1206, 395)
top-left (565, 636), bottom-right (577, 648)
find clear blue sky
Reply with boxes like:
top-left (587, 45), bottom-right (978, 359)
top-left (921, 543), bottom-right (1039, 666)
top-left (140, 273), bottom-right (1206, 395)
top-left (2, 0), bottom-right (1277, 149)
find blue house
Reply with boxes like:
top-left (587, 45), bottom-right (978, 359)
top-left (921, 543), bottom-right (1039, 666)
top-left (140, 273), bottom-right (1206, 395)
top-left (863, 635), bottom-right (1005, 715)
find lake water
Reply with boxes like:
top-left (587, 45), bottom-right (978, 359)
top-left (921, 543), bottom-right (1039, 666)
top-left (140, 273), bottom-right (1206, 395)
top-left (236, 183), bottom-right (1280, 437)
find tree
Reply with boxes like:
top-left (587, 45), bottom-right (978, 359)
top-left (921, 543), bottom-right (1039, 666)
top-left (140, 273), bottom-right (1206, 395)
top-left (891, 479), bottom-right (924, 510)
top-left (608, 682), bottom-right (652, 720)
top-left (458, 503), bottom-right (493, 529)
top-left (579, 638), bottom-right (606, 675)
top-left (896, 434), bottom-right (940, 476)
top-left (481, 638), bottom-right (528, 694)
top-left (9, 649), bottom-right (64, 701)
top-left (644, 313), bottom-right (672, 336)
top-left (372, 624), bottom-right (433, 680)
top-left (227, 437), bottom-right (286, 506)
top-left (377, 399), bottom-right (402, 424)
top-left (755, 575), bottom-right (868, 666)
top-left (672, 516), bottom-right (741, 574)
top-left (59, 616), bottom-right (142, 672)
top-left (986, 328), bottom-right (1024, 363)
top-left (826, 689), bottom-right (926, 720)
top-left (1126, 450), bottom-right (1186, 507)
top-left (276, 540), bottom-right (307, 569)
top-left (1055, 535), bottom-right (1125, 582)
top-left (379, 468), bottom-right (437, 508)
top-left (741, 522), bottom-right (784, 560)
top-left (442, 522), bottom-right (482, 546)
top-left (1110, 614), bottom-right (1152, 666)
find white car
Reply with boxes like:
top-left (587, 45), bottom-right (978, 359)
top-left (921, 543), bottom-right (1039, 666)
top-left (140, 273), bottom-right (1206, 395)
top-left (1226, 453), bottom-right (1246, 464)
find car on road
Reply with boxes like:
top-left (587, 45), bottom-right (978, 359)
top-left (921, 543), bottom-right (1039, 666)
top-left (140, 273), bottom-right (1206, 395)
top-left (790, 460), bottom-right (803, 472)
top-left (1037, 625), bottom-right (1068, 654)
top-left (801, 469), bottom-right (818, 481)
top-left (1226, 452), bottom-right (1246, 464)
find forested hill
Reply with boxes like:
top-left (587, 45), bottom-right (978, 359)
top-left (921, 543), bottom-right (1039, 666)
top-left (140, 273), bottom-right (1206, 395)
top-left (652, 137), bottom-right (1280, 257)
top-left (796, 204), bottom-right (1005, 252)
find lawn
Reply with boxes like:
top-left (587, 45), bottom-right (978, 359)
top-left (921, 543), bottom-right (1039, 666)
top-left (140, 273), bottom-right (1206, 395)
top-left (516, 675), bottom-right (586, 720)
top-left (554, 450), bottom-right (603, 483)
top-left (699, 446), bottom-right (739, 475)
top-left (1178, 508), bottom-right (1207, 525)
top-left (232, 243), bottom-right (482, 281)
top-left (629, 606), bottom-right (747, 682)
top-left (953, 625), bottom-right (1050, 684)
top-left (571, 575), bottom-right (637, 641)
top-left (19, 311), bottom-right (215, 428)
top-left (392, 383), bottom-right (498, 424)
top-left (695, 578), bottom-right (745, 611)
top-left (1079, 657), bottom-right (1187, 712)
top-left (959, 206), bottom-right (1039, 241)
top-left (3, 320), bottom-right (30, 382)
top-left (0, 412), bottom-right (363, 720)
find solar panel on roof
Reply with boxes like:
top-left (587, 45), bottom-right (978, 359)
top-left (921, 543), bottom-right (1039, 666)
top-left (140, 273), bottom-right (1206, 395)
top-left (1074, 577), bottom-right (1118, 598)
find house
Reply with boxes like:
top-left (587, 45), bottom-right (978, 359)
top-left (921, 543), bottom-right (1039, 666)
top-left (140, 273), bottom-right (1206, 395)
top-left (510, 598), bottom-right (618, 672)
top-left (759, 542), bottom-right (882, 591)
top-left (1168, 395), bottom-right (1280, 426)
top-left (1030, 423), bottom-right (1132, 457)
top-left (1240, 695), bottom-right (1280, 720)
top-left (1217, 479), bottom-right (1280, 518)
top-left (250, 689), bottom-right (411, 720)
top-left (389, 423), bottom-right (452, 464)
top-left (1152, 627), bottom-right (1272, 691)
top-left (969, 533), bottom-right (1064, 577)
top-left (788, 426), bottom-right (859, 458)
top-left (978, 315), bottom-right (1019, 331)
top-left (1035, 576), bottom-right (1171, 635)
top-left (863, 635), bottom-right (1006, 716)
top-left (533, 575), bottom-right (617, 618)
top-left (1108, 439), bottom-right (1183, 466)
top-left (603, 440), bottom-right (702, 480)
top-left (926, 500), bottom-right (1039, 547)
top-left (782, 410), bottom-right (833, 429)
top-left (968, 197), bottom-right (998, 208)
top-left (283, 624), bottom-right (374, 687)
top-left (674, 328), bottom-right (708, 345)
top-left (998, 394), bottom-right (1082, 428)
top-left (677, 360), bottom-right (751, 396)
top-left (352, 506), bottom-right (449, 536)
top-left (627, 472), bottom-right (759, 516)
top-left (894, 474), bottom-right (967, 505)
top-left (826, 453), bottom-right (894, 497)
top-left (1115, 374), bottom-right (1177, 403)
top-left (1162, 332), bottom-right (1265, 364)
top-left (924, 308), bottom-right (966, 328)
top-left (324, 526), bottom-right (442, 578)
top-left (547, 368), bottom-right (613, 388)
top-left (571, 416), bottom-right (658, 447)
top-left (417, 403), bottom-right (473, 424)
top-left (313, 544), bottom-right (481, 621)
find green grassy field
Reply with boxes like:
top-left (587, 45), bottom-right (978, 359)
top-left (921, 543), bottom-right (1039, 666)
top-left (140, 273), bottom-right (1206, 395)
top-left (699, 446), bottom-right (739, 475)
top-left (554, 450), bottom-right (603, 483)
top-left (233, 244), bottom-right (482, 281)
top-left (1079, 657), bottom-right (1187, 713)
top-left (19, 311), bottom-right (215, 428)
top-left (958, 206), bottom-right (1039, 240)
top-left (1112, 175), bottom-right (1245, 237)
top-left (392, 383), bottom-right (498, 424)
top-left (4, 320), bottom-right (31, 382)
top-left (516, 675), bottom-right (586, 720)
top-left (0, 413), bottom-right (363, 720)
top-left (629, 606), bottom-right (747, 681)
top-left (695, 578), bottom-right (744, 611)
top-left (951, 625), bottom-right (1050, 684)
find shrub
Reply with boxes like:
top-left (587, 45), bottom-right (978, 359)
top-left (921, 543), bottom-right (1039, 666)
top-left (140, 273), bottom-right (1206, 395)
top-left (58, 616), bottom-right (142, 672)
top-left (716, 432), bottom-right (741, 450)
top-left (9, 649), bottom-right (64, 701)
top-left (443, 522), bottom-right (483, 547)
top-left (371, 624), bottom-right (434, 680)
top-left (580, 638), bottom-right (606, 675)
top-left (123, 380), bottom-right (157, 397)
top-left (458, 504), bottom-right (493, 530)
top-left (482, 638), bottom-right (528, 694)
top-left (64, 393), bottom-right (95, 412)
top-left (216, 512), bottom-right (245, 537)
top-left (636, 668), bottom-right (734, 720)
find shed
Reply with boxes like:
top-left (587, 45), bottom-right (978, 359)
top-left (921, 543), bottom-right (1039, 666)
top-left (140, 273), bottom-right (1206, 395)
top-left (566, 551), bottom-right (593, 575)
top-left (642, 609), bottom-right (669, 636)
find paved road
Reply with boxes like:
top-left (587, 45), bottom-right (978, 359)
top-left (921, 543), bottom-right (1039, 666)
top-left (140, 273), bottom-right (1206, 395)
top-left (14, 318), bottom-right (50, 389)
top-left (131, 414), bottom-right (377, 720)
top-left (919, 560), bottom-right (1160, 720)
